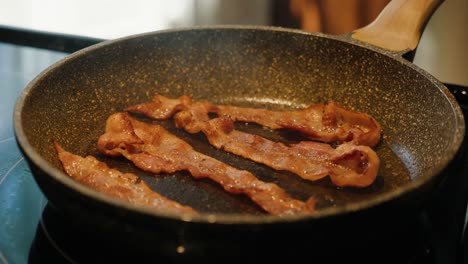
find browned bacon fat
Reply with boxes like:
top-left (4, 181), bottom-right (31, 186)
top-left (127, 95), bottom-right (380, 187)
top-left (126, 94), bottom-right (381, 147)
top-left (97, 113), bottom-right (316, 216)
top-left (54, 142), bottom-right (197, 215)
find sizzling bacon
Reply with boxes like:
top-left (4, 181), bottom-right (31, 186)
top-left (53, 142), bottom-right (197, 215)
top-left (97, 113), bottom-right (316, 216)
top-left (128, 95), bottom-right (380, 187)
top-left (216, 101), bottom-right (382, 147)
top-left (126, 94), bottom-right (382, 147)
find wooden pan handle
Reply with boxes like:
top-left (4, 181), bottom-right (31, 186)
top-left (351, 0), bottom-right (444, 52)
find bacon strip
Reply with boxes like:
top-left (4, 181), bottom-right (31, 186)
top-left (177, 115), bottom-right (379, 188)
top-left (53, 142), bottom-right (197, 215)
top-left (97, 113), bottom-right (316, 216)
top-left (126, 94), bottom-right (381, 147)
top-left (216, 102), bottom-right (382, 147)
top-left (127, 95), bottom-right (380, 187)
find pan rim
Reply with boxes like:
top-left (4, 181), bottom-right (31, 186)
top-left (13, 25), bottom-right (466, 225)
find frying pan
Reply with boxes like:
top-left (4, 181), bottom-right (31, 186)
top-left (14, 0), bottom-right (465, 260)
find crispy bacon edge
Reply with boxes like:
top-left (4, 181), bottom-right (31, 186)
top-left (97, 112), bottom-right (316, 216)
top-left (53, 142), bottom-right (198, 215)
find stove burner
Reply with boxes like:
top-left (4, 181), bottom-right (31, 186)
top-left (29, 205), bottom-right (93, 264)
top-left (29, 204), bottom-right (176, 263)
top-left (28, 203), bottom-right (440, 263)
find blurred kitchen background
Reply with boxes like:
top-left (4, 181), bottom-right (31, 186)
top-left (0, 1), bottom-right (467, 263)
top-left (0, 0), bottom-right (467, 86)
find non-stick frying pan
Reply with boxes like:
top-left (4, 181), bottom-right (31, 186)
top-left (14, 0), bottom-right (465, 260)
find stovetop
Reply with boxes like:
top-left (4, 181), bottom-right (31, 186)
top-left (0, 42), bottom-right (67, 264)
top-left (1, 29), bottom-right (468, 264)
top-left (24, 202), bottom-right (435, 263)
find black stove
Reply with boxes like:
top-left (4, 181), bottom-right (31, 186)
top-left (27, 202), bottom-right (436, 263)
top-left (1, 26), bottom-right (467, 264)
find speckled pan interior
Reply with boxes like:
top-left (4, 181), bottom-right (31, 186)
top-left (15, 27), bottom-right (464, 222)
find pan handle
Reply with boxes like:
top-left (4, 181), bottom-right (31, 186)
top-left (351, 0), bottom-right (444, 53)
